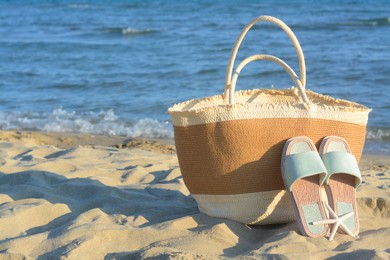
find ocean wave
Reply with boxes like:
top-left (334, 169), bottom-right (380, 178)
top-left (291, 17), bottom-right (390, 31)
top-left (1, 108), bottom-right (389, 142)
top-left (99, 27), bottom-right (156, 36)
top-left (339, 17), bottom-right (390, 27)
top-left (366, 127), bottom-right (390, 141)
top-left (121, 27), bottom-right (155, 35)
top-left (0, 109), bottom-right (173, 139)
top-left (67, 4), bottom-right (90, 9)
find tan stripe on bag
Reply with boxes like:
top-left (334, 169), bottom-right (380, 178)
top-left (174, 117), bottom-right (366, 195)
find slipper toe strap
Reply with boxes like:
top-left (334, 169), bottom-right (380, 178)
top-left (322, 151), bottom-right (362, 188)
top-left (284, 151), bottom-right (327, 192)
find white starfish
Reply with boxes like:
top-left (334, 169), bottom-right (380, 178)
top-left (312, 202), bottom-right (358, 241)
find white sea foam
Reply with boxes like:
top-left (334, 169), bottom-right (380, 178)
top-left (0, 108), bottom-right (173, 139)
top-left (121, 28), bottom-right (154, 35)
top-left (366, 128), bottom-right (390, 141)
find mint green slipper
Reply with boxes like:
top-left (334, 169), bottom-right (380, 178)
top-left (319, 136), bottom-right (362, 240)
top-left (281, 136), bottom-right (329, 238)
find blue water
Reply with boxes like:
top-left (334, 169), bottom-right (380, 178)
top-left (0, 1), bottom-right (389, 154)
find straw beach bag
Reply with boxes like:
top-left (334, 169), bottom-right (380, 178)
top-left (168, 16), bottom-right (370, 225)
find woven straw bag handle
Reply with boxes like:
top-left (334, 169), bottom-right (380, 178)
top-left (229, 54), bottom-right (310, 105)
top-left (224, 15), bottom-right (306, 100)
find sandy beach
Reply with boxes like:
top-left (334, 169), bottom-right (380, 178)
top-left (0, 130), bottom-right (389, 259)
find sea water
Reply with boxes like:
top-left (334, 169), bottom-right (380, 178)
top-left (0, 0), bottom-right (389, 154)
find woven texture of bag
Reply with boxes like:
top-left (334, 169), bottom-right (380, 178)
top-left (168, 16), bottom-right (371, 225)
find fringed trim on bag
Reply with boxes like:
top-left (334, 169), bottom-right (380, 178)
top-left (168, 89), bottom-right (371, 127)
